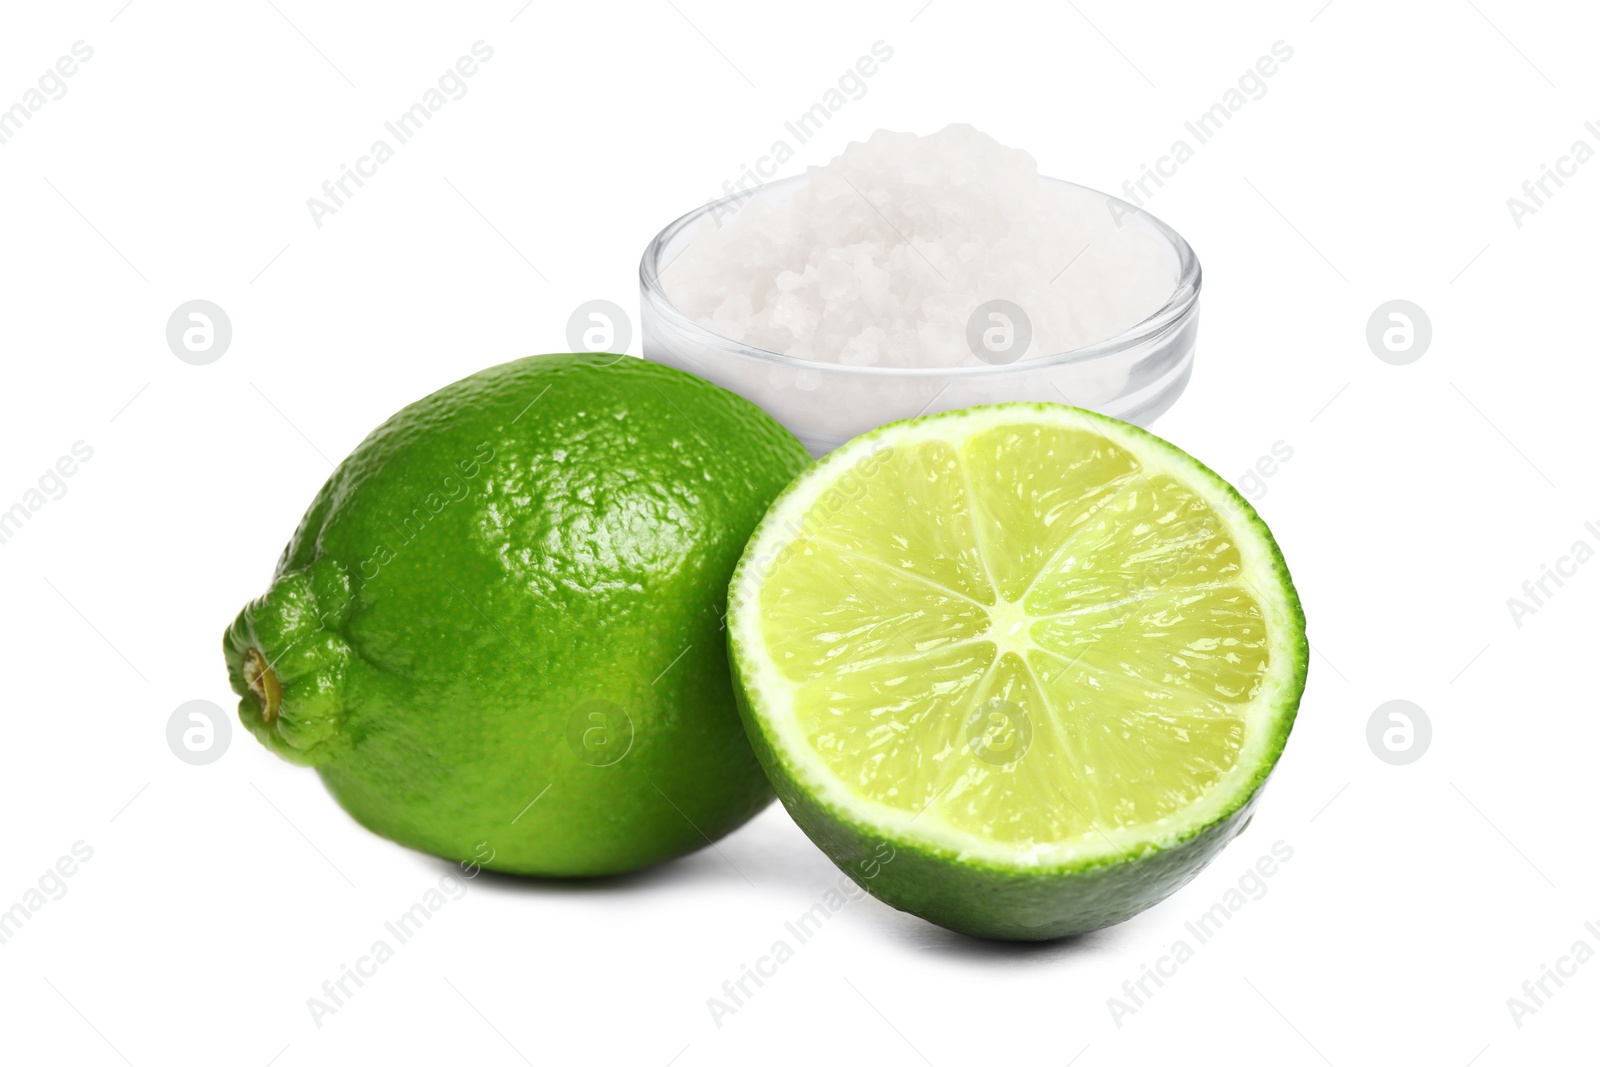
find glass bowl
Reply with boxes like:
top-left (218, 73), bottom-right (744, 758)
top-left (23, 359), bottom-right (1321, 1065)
top-left (639, 175), bottom-right (1200, 456)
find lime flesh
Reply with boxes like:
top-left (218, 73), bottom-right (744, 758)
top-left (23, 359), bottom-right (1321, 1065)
top-left (728, 403), bottom-right (1306, 939)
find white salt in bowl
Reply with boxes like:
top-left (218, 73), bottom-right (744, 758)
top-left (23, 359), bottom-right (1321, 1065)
top-left (639, 175), bottom-right (1200, 457)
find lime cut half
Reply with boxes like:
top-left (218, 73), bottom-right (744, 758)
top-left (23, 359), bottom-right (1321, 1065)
top-left (728, 403), bottom-right (1307, 938)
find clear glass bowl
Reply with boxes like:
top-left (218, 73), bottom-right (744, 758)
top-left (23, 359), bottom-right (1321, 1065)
top-left (639, 175), bottom-right (1201, 456)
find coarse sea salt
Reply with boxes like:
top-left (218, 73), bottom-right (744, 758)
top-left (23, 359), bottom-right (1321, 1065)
top-left (663, 124), bottom-right (1178, 367)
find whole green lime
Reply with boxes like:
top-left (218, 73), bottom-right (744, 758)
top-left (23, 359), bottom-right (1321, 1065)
top-left (224, 353), bottom-right (810, 876)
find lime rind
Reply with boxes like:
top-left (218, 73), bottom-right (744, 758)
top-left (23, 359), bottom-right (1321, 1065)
top-left (223, 556), bottom-right (355, 766)
top-left (728, 402), bottom-right (1306, 936)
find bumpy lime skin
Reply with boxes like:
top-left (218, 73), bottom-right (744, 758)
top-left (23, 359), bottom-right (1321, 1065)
top-left (728, 403), bottom-right (1309, 941)
top-left (224, 354), bottom-right (810, 877)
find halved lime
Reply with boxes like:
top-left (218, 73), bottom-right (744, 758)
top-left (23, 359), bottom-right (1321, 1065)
top-left (728, 403), bottom-right (1307, 939)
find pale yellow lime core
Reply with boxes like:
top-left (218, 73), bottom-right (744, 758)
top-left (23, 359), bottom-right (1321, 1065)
top-left (755, 421), bottom-right (1269, 851)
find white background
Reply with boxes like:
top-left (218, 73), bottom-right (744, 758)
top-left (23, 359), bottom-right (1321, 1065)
top-left (1, 1), bottom-right (1595, 1064)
